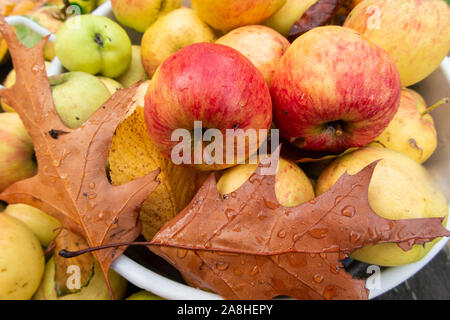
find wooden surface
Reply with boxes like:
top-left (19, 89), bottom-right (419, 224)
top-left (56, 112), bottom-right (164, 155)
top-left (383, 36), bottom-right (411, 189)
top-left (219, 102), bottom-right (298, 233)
top-left (376, 242), bottom-right (450, 300)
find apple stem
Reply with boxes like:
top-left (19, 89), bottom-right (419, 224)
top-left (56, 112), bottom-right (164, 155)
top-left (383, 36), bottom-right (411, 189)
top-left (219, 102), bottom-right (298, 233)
top-left (421, 97), bottom-right (449, 116)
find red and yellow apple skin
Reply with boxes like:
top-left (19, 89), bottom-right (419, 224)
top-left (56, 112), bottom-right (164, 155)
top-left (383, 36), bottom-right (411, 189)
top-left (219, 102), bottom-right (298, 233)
top-left (192, 0), bottom-right (287, 32)
top-left (143, 43), bottom-right (272, 171)
top-left (270, 26), bottom-right (401, 152)
top-left (216, 25), bottom-right (290, 84)
top-left (111, 0), bottom-right (182, 33)
top-left (344, 0), bottom-right (450, 87)
top-left (0, 113), bottom-right (37, 192)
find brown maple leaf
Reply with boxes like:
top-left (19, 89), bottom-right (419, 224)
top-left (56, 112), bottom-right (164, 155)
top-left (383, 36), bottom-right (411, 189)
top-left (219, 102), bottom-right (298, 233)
top-left (150, 156), bottom-right (450, 300)
top-left (0, 17), bottom-right (160, 295)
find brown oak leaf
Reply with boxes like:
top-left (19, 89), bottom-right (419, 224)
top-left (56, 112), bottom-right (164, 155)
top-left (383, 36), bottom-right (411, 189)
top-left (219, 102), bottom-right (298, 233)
top-left (150, 157), bottom-right (450, 300)
top-left (288, 0), bottom-right (344, 42)
top-left (0, 17), bottom-right (160, 295)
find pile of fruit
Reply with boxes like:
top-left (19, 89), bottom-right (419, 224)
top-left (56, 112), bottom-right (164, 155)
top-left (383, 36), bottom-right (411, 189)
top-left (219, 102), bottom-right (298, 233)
top-left (0, 0), bottom-right (449, 300)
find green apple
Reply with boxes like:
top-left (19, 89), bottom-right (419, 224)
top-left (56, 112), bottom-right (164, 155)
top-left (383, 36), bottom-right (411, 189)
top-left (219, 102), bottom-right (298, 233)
top-left (111, 0), bottom-right (182, 32)
top-left (4, 204), bottom-right (61, 247)
top-left (264, 0), bottom-right (318, 36)
top-left (49, 71), bottom-right (112, 129)
top-left (33, 256), bottom-right (127, 300)
top-left (55, 15), bottom-right (132, 78)
top-left (116, 45), bottom-right (148, 88)
top-left (65, 0), bottom-right (98, 14)
top-left (126, 290), bottom-right (164, 300)
top-left (141, 7), bottom-right (216, 78)
top-left (316, 146), bottom-right (448, 266)
top-left (0, 113), bottom-right (37, 192)
top-left (97, 76), bottom-right (124, 94)
top-left (0, 213), bottom-right (45, 300)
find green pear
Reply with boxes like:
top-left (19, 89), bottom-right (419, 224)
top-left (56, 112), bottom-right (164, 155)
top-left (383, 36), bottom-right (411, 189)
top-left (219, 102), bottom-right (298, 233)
top-left (49, 71), bottom-right (111, 129)
top-left (97, 76), bottom-right (124, 95)
top-left (316, 146), bottom-right (448, 266)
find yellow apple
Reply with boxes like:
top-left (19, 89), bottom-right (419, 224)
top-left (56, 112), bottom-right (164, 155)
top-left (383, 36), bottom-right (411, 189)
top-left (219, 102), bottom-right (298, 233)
top-left (4, 204), bottom-right (61, 247)
top-left (216, 25), bottom-right (290, 84)
top-left (316, 146), bottom-right (448, 266)
top-left (373, 88), bottom-right (437, 164)
top-left (116, 45), bottom-right (148, 88)
top-left (111, 0), bottom-right (182, 32)
top-left (192, 0), bottom-right (287, 32)
top-left (344, 0), bottom-right (450, 86)
top-left (126, 290), bottom-right (164, 300)
top-left (0, 213), bottom-right (45, 300)
top-left (263, 0), bottom-right (318, 36)
top-left (217, 157), bottom-right (315, 207)
top-left (141, 7), bottom-right (216, 78)
top-left (33, 256), bottom-right (127, 300)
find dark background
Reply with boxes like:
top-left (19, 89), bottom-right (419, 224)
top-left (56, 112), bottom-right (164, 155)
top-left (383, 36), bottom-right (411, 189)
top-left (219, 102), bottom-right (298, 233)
top-left (376, 242), bottom-right (450, 300)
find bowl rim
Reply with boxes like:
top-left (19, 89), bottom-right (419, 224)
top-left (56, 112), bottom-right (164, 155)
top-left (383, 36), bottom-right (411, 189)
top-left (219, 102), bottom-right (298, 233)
top-left (3, 1), bottom-right (450, 300)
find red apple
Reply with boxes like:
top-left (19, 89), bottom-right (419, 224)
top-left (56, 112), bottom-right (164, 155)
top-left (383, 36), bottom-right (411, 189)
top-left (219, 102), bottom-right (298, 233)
top-left (271, 26), bottom-right (401, 152)
top-left (144, 43), bottom-right (272, 171)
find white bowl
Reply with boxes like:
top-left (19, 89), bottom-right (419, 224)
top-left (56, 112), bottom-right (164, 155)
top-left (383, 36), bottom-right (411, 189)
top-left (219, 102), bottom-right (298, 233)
top-left (4, 0), bottom-right (450, 300)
